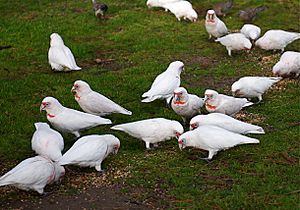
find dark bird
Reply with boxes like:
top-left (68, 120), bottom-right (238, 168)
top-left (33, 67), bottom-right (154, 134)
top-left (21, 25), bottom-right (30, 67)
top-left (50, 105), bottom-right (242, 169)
top-left (239, 6), bottom-right (267, 23)
top-left (92, 0), bottom-right (108, 18)
top-left (213, 0), bottom-right (234, 17)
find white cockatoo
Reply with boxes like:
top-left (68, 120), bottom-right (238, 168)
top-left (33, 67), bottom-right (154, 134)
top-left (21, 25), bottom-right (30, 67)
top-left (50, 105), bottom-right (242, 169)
top-left (204, 89), bottom-right (253, 116)
top-left (205, 9), bottom-right (228, 39)
top-left (142, 61), bottom-right (184, 103)
top-left (0, 156), bottom-right (65, 194)
top-left (215, 33), bottom-right (252, 56)
top-left (240, 24), bottom-right (261, 41)
top-left (40, 97), bottom-right (112, 137)
top-left (71, 80), bottom-right (132, 116)
top-left (272, 51), bottom-right (300, 77)
top-left (171, 87), bottom-right (204, 123)
top-left (58, 135), bottom-right (120, 172)
top-left (31, 122), bottom-right (64, 161)
top-left (190, 113), bottom-right (265, 134)
top-left (231, 76), bottom-right (282, 102)
top-left (111, 118), bottom-right (184, 149)
top-left (163, 1), bottom-right (198, 22)
top-left (255, 30), bottom-right (300, 52)
top-left (178, 125), bottom-right (259, 160)
top-left (48, 33), bottom-right (81, 71)
top-left (146, 0), bottom-right (183, 11)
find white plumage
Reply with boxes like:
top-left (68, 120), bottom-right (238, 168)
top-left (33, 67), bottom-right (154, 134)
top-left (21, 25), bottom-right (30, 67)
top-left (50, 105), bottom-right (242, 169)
top-left (71, 80), bottom-right (132, 116)
top-left (163, 1), bottom-right (198, 22)
top-left (255, 30), bottom-right (300, 52)
top-left (48, 33), bottom-right (81, 71)
top-left (58, 135), bottom-right (120, 172)
top-left (111, 118), bottom-right (184, 149)
top-left (272, 51), bottom-right (300, 77)
top-left (142, 61), bottom-right (184, 103)
top-left (40, 96), bottom-right (112, 137)
top-left (31, 122), bottom-right (64, 161)
top-left (190, 113), bottom-right (265, 134)
top-left (146, 0), bottom-right (184, 10)
top-left (240, 24), bottom-right (261, 41)
top-left (204, 89), bottom-right (254, 116)
top-left (231, 76), bottom-right (282, 101)
top-left (215, 33), bottom-right (252, 56)
top-left (178, 126), bottom-right (260, 160)
top-left (171, 87), bottom-right (204, 123)
top-left (205, 9), bottom-right (228, 39)
top-left (0, 156), bottom-right (64, 194)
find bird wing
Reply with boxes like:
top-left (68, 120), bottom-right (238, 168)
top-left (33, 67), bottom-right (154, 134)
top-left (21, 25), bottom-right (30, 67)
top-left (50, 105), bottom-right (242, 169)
top-left (62, 45), bottom-right (81, 69)
top-left (48, 46), bottom-right (76, 70)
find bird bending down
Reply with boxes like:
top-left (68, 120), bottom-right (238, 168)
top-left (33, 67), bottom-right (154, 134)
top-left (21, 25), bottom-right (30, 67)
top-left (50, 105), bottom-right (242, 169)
top-left (163, 1), bottom-right (198, 22)
top-left (178, 125), bottom-right (259, 160)
top-left (71, 80), bottom-right (132, 116)
top-left (40, 96), bottom-right (112, 137)
top-left (231, 76), bottom-right (282, 102)
top-left (111, 118), bottom-right (184, 149)
top-left (48, 33), bottom-right (81, 71)
top-left (272, 51), bottom-right (300, 77)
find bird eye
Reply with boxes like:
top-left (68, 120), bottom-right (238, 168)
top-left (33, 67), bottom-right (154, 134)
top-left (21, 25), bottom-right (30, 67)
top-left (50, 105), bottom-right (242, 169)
top-left (46, 103), bottom-right (49, 106)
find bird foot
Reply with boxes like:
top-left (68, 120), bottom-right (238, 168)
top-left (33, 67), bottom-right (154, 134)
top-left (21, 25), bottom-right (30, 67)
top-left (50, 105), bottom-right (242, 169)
top-left (200, 157), bottom-right (212, 163)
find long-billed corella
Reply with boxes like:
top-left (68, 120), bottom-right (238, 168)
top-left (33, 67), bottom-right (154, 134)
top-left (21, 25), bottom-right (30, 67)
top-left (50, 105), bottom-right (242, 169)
top-left (205, 9), bottom-right (228, 39)
top-left (231, 76), bottom-right (282, 102)
top-left (189, 113), bottom-right (265, 134)
top-left (255, 30), bottom-right (300, 52)
top-left (0, 156), bottom-right (65, 194)
top-left (178, 126), bottom-right (260, 160)
top-left (163, 1), bottom-right (198, 22)
top-left (171, 87), bottom-right (204, 123)
top-left (48, 33), bottom-right (81, 71)
top-left (58, 135), bottom-right (120, 173)
top-left (40, 96), bottom-right (112, 137)
top-left (272, 51), bottom-right (300, 77)
top-left (111, 118), bottom-right (184, 149)
top-left (71, 80), bottom-right (132, 116)
top-left (142, 61), bottom-right (184, 104)
top-left (31, 122), bottom-right (64, 161)
top-left (215, 33), bottom-right (252, 56)
top-left (204, 89), bottom-right (253, 116)
top-left (240, 24), bottom-right (261, 41)
top-left (146, 0), bottom-right (184, 11)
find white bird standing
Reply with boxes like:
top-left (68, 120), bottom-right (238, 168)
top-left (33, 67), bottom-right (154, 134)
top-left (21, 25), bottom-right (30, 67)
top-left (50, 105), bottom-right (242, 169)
top-left (205, 9), bottom-right (228, 39)
top-left (204, 89), bottom-right (253, 116)
top-left (215, 33), bottom-right (252, 56)
top-left (40, 97), bottom-right (112, 137)
top-left (190, 113), bottom-right (265, 134)
top-left (255, 30), bottom-right (300, 52)
top-left (272, 51), bottom-right (300, 77)
top-left (48, 33), bottom-right (81, 71)
top-left (142, 61), bottom-right (184, 103)
top-left (171, 87), bottom-right (204, 123)
top-left (240, 24), bottom-right (261, 41)
top-left (0, 156), bottom-right (65, 194)
top-left (58, 135), bottom-right (120, 172)
top-left (163, 1), bottom-right (198, 22)
top-left (111, 118), bottom-right (184, 149)
top-left (71, 80), bottom-right (132, 116)
top-left (231, 76), bottom-right (282, 102)
top-left (178, 126), bottom-right (260, 160)
top-left (31, 122), bottom-right (64, 161)
top-left (146, 0), bottom-right (183, 11)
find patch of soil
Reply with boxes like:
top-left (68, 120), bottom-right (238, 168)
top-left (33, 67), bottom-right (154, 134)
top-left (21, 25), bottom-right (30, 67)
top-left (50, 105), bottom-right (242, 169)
top-left (185, 55), bottom-right (218, 69)
top-left (234, 111), bottom-right (266, 124)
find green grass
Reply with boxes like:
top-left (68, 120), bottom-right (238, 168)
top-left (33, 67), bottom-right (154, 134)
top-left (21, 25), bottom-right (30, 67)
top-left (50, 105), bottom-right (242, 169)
top-left (0, 0), bottom-right (299, 208)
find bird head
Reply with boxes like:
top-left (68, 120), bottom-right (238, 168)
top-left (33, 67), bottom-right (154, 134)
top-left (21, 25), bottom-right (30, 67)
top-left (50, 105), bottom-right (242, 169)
top-left (189, 117), bottom-right (200, 130)
top-left (171, 121), bottom-right (184, 139)
top-left (71, 80), bottom-right (92, 99)
top-left (40, 97), bottom-right (64, 115)
top-left (244, 39), bottom-right (253, 50)
top-left (204, 89), bottom-right (218, 102)
top-left (206, 10), bottom-right (216, 22)
top-left (231, 81), bottom-right (242, 96)
top-left (178, 137), bottom-right (187, 150)
top-left (173, 87), bottom-right (188, 104)
top-left (168, 61), bottom-right (185, 75)
top-left (53, 164), bottom-right (65, 183)
top-left (109, 136), bottom-right (121, 154)
top-left (146, 0), bottom-right (158, 8)
top-left (50, 33), bottom-right (64, 47)
top-left (188, 10), bottom-right (198, 22)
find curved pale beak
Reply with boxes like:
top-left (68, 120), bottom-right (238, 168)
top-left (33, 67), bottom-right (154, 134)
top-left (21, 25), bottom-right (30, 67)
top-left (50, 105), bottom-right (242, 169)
top-left (71, 86), bottom-right (76, 95)
top-left (113, 145), bottom-right (120, 154)
top-left (178, 141), bottom-right (183, 151)
top-left (190, 123), bottom-right (197, 130)
top-left (40, 102), bottom-right (46, 112)
top-left (175, 132), bottom-right (181, 139)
